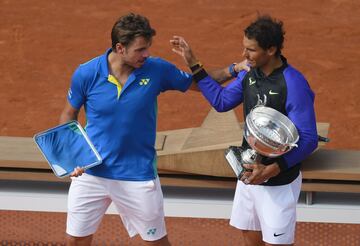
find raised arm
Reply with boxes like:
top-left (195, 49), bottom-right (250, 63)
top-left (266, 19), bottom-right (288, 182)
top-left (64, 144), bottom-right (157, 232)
top-left (170, 35), bottom-right (247, 112)
top-left (170, 36), bottom-right (249, 84)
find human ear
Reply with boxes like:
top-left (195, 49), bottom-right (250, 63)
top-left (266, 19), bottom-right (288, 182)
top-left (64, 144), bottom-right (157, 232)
top-left (267, 46), bottom-right (277, 56)
top-left (115, 43), bottom-right (125, 54)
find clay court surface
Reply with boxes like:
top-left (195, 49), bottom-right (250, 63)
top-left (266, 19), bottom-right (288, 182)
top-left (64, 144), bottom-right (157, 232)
top-left (0, 0), bottom-right (359, 150)
top-left (0, 0), bottom-right (360, 244)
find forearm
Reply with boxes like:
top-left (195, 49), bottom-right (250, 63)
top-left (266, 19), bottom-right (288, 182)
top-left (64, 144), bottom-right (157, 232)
top-left (59, 111), bottom-right (78, 124)
top-left (282, 77), bottom-right (318, 169)
top-left (207, 61), bottom-right (249, 84)
top-left (191, 68), bottom-right (244, 112)
top-left (208, 66), bottom-right (233, 84)
top-left (59, 101), bottom-right (80, 124)
top-left (282, 133), bottom-right (318, 169)
top-left (188, 65), bottom-right (232, 91)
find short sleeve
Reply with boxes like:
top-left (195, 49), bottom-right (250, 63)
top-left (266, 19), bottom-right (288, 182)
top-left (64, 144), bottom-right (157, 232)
top-left (159, 59), bottom-right (192, 92)
top-left (68, 66), bottom-right (86, 110)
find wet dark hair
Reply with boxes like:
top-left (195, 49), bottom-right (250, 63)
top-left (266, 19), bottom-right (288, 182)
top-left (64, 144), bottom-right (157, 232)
top-left (111, 13), bottom-right (156, 50)
top-left (244, 15), bottom-right (285, 56)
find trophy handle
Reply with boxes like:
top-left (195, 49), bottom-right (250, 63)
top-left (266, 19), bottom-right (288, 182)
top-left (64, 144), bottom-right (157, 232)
top-left (281, 143), bottom-right (298, 152)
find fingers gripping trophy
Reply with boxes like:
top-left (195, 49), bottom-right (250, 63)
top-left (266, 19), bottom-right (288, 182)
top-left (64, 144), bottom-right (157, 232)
top-left (225, 94), bottom-right (299, 179)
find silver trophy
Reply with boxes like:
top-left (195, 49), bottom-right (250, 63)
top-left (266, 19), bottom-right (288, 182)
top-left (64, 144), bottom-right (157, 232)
top-left (225, 98), bottom-right (299, 178)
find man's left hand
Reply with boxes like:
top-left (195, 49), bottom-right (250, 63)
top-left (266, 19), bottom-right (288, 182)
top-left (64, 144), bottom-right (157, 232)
top-left (240, 163), bottom-right (281, 185)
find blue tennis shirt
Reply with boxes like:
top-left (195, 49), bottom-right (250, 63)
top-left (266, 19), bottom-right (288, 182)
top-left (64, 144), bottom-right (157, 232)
top-left (68, 48), bottom-right (192, 181)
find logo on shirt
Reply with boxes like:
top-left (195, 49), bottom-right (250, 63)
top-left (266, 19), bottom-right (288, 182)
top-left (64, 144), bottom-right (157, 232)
top-left (269, 90), bottom-right (279, 95)
top-left (249, 77), bottom-right (256, 86)
top-left (147, 228), bottom-right (157, 235)
top-left (139, 78), bottom-right (150, 85)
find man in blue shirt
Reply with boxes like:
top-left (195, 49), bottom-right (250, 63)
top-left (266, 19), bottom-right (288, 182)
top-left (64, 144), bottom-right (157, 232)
top-left (59, 13), bottom-right (195, 245)
top-left (171, 15), bottom-right (318, 246)
top-left (60, 13), bottom-right (235, 246)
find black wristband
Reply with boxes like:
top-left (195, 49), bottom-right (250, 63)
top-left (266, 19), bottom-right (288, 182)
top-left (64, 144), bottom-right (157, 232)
top-left (192, 68), bottom-right (208, 83)
top-left (190, 62), bottom-right (203, 73)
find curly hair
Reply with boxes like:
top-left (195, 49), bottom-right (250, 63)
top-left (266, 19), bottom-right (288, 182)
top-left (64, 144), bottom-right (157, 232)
top-left (111, 13), bottom-right (156, 50)
top-left (244, 15), bottom-right (285, 57)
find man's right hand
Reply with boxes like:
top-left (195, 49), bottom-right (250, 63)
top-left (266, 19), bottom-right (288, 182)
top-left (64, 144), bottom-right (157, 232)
top-left (234, 60), bottom-right (250, 73)
top-left (241, 163), bottom-right (280, 185)
top-left (70, 166), bottom-right (85, 177)
top-left (170, 36), bottom-right (198, 67)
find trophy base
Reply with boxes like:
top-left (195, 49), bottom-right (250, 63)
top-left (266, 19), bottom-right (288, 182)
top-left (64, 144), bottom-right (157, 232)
top-left (225, 146), bottom-right (258, 179)
top-left (224, 146), bottom-right (245, 179)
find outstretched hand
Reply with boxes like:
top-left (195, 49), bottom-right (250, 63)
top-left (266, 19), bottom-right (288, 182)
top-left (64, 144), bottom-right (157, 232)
top-left (170, 36), bottom-right (198, 67)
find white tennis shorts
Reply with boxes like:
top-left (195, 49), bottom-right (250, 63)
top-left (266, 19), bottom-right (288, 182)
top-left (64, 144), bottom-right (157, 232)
top-left (66, 173), bottom-right (166, 241)
top-left (230, 173), bottom-right (302, 245)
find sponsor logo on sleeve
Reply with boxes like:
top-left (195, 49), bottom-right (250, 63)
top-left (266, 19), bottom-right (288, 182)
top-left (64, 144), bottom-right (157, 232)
top-left (140, 78), bottom-right (150, 86)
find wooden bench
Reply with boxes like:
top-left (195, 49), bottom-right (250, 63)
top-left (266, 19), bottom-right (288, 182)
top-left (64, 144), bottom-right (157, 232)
top-left (159, 148), bottom-right (360, 206)
top-left (301, 149), bottom-right (360, 204)
top-left (0, 135), bottom-right (359, 205)
top-left (158, 147), bottom-right (360, 205)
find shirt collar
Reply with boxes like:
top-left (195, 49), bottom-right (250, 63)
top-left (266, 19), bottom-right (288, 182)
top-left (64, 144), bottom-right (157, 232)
top-left (253, 55), bottom-right (288, 79)
top-left (99, 48), bottom-right (148, 78)
top-left (99, 48), bottom-right (112, 78)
